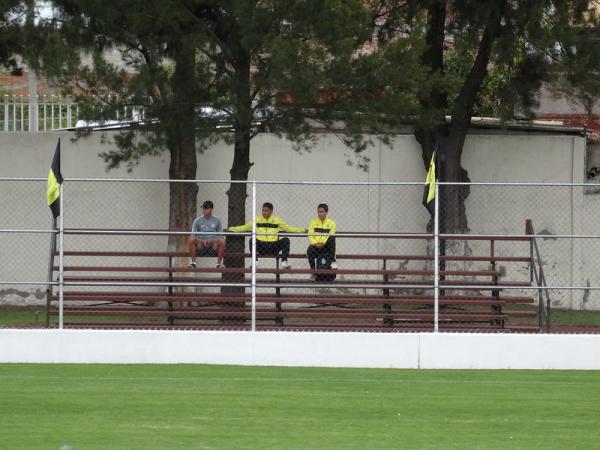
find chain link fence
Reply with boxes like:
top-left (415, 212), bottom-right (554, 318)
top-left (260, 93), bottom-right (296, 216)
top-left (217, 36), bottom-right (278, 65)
top-left (439, 182), bottom-right (600, 332)
top-left (2, 178), bottom-right (600, 333)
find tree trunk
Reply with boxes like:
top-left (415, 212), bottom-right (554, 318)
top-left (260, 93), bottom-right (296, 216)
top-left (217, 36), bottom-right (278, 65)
top-left (440, 126), bottom-right (470, 233)
top-left (414, 0), bottom-right (448, 232)
top-left (223, 46), bottom-right (254, 318)
top-left (441, 1), bottom-right (506, 233)
top-left (226, 126), bottom-right (252, 268)
top-left (416, 0), bottom-right (507, 233)
top-left (166, 37), bottom-right (198, 251)
top-left (226, 46), bottom-right (254, 266)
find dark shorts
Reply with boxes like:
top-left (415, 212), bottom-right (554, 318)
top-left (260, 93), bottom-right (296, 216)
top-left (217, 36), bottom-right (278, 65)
top-left (196, 244), bottom-right (218, 257)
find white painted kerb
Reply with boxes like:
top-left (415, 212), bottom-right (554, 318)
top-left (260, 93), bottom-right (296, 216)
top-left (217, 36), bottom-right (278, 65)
top-left (1, 330), bottom-right (599, 369)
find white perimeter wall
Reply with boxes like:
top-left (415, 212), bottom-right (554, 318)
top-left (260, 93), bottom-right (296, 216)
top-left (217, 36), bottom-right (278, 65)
top-left (0, 130), bottom-right (583, 183)
top-left (1, 329), bottom-right (600, 369)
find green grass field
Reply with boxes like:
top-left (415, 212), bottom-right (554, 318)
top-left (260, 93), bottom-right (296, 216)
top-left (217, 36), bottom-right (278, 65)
top-left (1, 364), bottom-right (599, 449)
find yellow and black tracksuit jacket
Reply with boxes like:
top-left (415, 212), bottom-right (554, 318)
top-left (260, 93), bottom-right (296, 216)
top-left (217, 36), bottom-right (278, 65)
top-left (307, 217), bottom-right (336, 246)
top-left (229, 215), bottom-right (305, 242)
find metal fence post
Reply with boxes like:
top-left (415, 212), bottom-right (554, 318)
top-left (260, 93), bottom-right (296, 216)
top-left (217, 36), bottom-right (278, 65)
top-left (251, 181), bottom-right (257, 332)
top-left (433, 182), bottom-right (440, 333)
top-left (58, 182), bottom-right (65, 329)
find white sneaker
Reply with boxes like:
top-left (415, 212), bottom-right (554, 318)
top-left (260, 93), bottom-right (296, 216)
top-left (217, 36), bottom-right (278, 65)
top-left (330, 261), bottom-right (338, 269)
top-left (189, 261), bottom-right (197, 268)
top-left (310, 274), bottom-right (317, 281)
top-left (216, 263), bottom-right (226, 268)
top-left (280, 260), bottom-right (291, 269)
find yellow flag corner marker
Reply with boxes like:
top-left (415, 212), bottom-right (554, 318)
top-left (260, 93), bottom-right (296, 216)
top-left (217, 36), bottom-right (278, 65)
top-left (47, 139), bottom-right (63, 218)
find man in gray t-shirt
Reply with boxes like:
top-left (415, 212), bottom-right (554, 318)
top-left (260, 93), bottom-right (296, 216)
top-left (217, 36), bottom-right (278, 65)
top-left (187, 200), bottom-right (226, 268)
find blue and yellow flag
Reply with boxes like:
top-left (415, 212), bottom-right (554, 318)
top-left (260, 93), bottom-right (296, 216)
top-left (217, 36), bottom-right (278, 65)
top-left (47, 139), bottom-right (63, 218)
top-left (422, 151), bottom-right (436, 214)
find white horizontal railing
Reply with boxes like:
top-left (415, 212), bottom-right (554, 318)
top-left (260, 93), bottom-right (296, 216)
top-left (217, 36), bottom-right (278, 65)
top-left (0, 95), bottom-right (143, 132)
top-left (0, 94), bottom-right (78, 132)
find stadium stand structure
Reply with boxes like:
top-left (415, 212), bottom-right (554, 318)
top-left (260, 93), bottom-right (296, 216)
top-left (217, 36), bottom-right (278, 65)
top-left (48, 223), bottom-right (546, 332)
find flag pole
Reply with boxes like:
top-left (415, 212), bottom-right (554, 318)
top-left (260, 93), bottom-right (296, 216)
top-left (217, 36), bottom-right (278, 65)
top-left (251, 181), bottom-right (257, 332)
top-left (47, 138), bottom-right (63, 328)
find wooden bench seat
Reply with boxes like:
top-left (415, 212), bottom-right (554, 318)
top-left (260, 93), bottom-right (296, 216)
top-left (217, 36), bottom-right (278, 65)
top-left (53, 306), bottom-right (535, 322)
top-left (61, 274), bottom-right (531, 289)
top-left (55, 291), bottom-right (534, 306)
top-left (55, 250), bottom-right (531, 263)
top-left (55, 265), bottom-right (503, 278)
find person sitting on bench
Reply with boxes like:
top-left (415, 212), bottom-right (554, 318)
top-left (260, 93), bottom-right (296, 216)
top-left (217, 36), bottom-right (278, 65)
top-left (227, 202), bottom-right (305, 269)
top-left (188, 200), bottom-right (226, 268)
top-left (307, 203), bottom-right (337, 280)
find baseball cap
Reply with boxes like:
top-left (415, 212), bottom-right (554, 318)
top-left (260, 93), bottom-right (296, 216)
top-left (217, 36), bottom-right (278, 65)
top-left (202, 200), bottom-right (214, 209)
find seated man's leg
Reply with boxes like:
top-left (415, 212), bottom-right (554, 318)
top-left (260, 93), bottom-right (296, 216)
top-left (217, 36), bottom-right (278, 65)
top-left (274, 238), bottom-right (291, 268)
top-left (324, 237), bottom-right (336, 260)
top-left (325, 237), bottom-right (337, 268)
top-left (248, 239), bottom-right (266, 266)
top-left (246, 238), bottom-right (255, 266)
top-left (307, 245), bottom-right (319, 269)
top-left (188, 236), bottom-right (199, 265)
top-left (254, 239), bottom-right (270, 260)
top-left (275, 237), bottom-right (291, 262)
top-left (213, 237), bottom-right (226, 266)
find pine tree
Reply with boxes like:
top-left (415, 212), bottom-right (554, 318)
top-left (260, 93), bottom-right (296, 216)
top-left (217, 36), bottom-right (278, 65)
top-left (36, 0), bottom-right (370, 256)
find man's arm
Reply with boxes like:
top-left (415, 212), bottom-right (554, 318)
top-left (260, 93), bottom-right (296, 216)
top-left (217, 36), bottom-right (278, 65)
top-left (329, 219), bottom-right (336, 235)
top-left (278, 217), bottom-right (306, 234)
top-left (227, 222), bottom-right (252, 232)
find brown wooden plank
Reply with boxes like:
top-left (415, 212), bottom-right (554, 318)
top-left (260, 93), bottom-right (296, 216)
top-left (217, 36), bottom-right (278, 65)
top-left (55, 251), bottom-right (530, 263)
top-left (55, 293), bottom-right (535, 306)
top-left (58, 291), bottom-right (533, 302)
top-left (59, 275), bottom-right (530, 288)
top-left (55, 265), bottom-right (503, 278)
top-left (54, 306), bottom-right (510, 321)
top-left (54, 322), bottom-right (539, 333)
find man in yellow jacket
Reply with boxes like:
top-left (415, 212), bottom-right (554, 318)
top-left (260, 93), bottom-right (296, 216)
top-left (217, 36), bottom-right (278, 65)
top-left (307, 203), bottom-right (337, 279)
top-left (227, 202), bottom-right (305, 268)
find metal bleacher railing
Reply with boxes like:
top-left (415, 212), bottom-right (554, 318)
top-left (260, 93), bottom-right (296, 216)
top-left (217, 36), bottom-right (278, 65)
top-left (526, 219), bottom-right (552, 332)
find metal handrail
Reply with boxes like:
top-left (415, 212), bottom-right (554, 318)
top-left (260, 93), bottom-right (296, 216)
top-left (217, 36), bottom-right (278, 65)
top-left (526, 219), bottom-right (551, 332)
